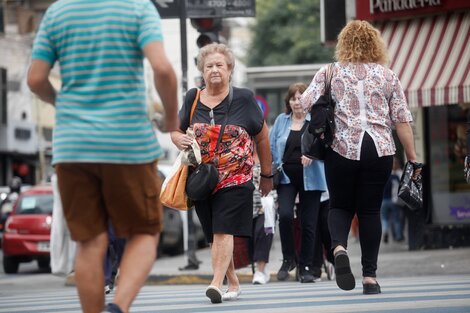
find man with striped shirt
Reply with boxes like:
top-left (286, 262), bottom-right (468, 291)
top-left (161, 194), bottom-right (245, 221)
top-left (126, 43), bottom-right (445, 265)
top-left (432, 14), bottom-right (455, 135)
top-left (27, 0), bottom-right (178, 312)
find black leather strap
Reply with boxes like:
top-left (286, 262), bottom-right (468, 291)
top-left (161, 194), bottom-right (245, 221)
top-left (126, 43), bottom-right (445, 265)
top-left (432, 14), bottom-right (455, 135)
top-left (325, 63), bottom-right (335, 107)
top-left (213, 86), bottom-right (233, 165)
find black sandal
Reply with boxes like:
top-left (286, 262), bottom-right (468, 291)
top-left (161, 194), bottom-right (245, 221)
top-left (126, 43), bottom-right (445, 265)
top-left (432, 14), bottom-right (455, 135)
top-left (103, 303), bottom-right (123, 313)
top-left (334, 250), bottom-right (356, 291)
top-left (363, 282), bottom-right (381, 294)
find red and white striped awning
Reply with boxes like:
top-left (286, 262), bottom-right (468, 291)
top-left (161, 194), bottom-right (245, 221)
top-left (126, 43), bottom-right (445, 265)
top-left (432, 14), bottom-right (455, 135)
top-left (376, 11), bottom-right (470, 108)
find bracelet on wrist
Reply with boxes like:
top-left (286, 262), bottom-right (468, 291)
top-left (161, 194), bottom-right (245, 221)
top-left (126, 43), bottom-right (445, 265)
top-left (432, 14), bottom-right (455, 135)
top-left (260, 173), bottom-right (274, 179)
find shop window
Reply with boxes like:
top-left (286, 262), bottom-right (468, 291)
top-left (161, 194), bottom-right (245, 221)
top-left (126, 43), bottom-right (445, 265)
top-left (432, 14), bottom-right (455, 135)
top-left (427, 104), bottom-right (470, 225)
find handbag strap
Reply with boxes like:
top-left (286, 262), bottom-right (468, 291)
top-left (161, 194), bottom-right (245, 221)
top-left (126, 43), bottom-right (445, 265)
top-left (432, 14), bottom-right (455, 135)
top-left (324, 63), bottom-right (334, 106)
top-left (188, 87), bottom-right (233, 165)
top-left (189, 89), bottom-right (201, 124)
top-left (213, 86), bottom-right (233, 161)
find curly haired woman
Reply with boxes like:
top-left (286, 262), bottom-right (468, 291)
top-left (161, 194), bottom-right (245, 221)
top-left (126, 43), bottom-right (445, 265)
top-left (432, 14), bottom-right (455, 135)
top-left (301, 20), bottom-right (421, 295)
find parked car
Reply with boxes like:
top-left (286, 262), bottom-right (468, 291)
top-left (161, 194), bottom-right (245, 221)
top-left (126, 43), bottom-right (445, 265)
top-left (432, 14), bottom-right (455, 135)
top-left (0, 185), bottom-right (31, 249)
top-left (2, 185), bottom-right (53, 274)
top-left (0, 197), bottom-right (14, 249)
top-left (157, 163), bottom-right (207, 256)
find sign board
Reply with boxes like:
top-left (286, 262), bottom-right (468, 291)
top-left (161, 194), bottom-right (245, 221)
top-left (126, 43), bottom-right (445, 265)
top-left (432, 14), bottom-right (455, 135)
top-left (151, 0), bottom-right (256, 19)
top-left (151, 0), bottom-right (180, 19)
top-left (0, 68), bottom-right (6, 125)
top-left (187, 0), bottom-right (256, 18)
top-left (255, 95), bottom-right (269, 119)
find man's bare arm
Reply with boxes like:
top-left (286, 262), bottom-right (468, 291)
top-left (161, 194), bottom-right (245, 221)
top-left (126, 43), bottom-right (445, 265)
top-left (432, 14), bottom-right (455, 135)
top-left (144, 41), bottom-right (179, 132)
top-left (27, 60), bottom-right (56, 105)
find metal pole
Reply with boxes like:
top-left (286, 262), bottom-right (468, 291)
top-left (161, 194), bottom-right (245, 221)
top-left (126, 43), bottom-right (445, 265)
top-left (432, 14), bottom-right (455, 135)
top-left (179, 0), bottom-right (188, 98)
top-left (178, 0), bottom-right (190, 261)
top-left (0, 0), bottom-right (4, 34)
top-left (35, 96), bottom-right (46, 183)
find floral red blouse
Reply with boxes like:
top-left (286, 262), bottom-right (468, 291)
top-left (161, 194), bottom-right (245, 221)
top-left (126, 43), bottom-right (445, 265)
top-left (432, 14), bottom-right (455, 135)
top-left (301, 62), bottom-right (413, 160)
top-left (193, 123), bottom-right (254, 191)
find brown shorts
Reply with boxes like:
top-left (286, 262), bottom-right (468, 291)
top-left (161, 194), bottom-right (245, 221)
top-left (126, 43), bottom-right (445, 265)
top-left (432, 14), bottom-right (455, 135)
top-left (56, 161), bottom-right (162, 242)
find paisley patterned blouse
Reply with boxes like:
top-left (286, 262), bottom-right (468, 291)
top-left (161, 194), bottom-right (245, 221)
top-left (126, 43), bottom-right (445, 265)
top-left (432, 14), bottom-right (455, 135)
top-left (301, 62), bottom-right (413, 161)
top-left (180, 87), bottom-right (264, 191)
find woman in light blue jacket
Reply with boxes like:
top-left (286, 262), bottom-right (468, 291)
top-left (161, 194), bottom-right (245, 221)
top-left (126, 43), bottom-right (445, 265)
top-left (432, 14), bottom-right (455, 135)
top-left (269, 82), bottom-right (327, 283)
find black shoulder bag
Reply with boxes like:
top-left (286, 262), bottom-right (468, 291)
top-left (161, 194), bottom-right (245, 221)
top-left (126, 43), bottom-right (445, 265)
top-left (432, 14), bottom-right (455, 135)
top-left (302, 63), bottom-right (335, 160)
top-left (186, 87), bottom-right (233, 201)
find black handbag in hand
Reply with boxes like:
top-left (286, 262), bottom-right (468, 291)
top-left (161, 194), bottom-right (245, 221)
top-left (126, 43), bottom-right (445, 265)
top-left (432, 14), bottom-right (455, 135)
top-left (301, 128), bottom-right (326, 160)
top-left (186, 87), bottom-right (233, 201)
top-left (397, 161), bottom-right (424, 212)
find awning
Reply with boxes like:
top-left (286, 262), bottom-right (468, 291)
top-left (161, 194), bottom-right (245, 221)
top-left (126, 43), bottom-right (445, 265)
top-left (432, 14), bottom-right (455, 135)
top-left (376, 12), bottom-right (470, 108)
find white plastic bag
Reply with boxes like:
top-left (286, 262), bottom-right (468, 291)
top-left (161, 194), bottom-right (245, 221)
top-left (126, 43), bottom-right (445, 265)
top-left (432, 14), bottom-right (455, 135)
top-left (50, 174), bottom-right (76, 276)
top-left (262, 195), bottom-right (276, 234)
top-left (181, 128), bottom-right (201, 166)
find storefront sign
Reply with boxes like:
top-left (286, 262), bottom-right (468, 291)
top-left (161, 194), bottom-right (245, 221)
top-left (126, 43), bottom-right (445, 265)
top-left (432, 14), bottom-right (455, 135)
top-left (450, 205), bottom-right (470, 221)
top-left (356, 0), bottom-right (470, 21)
top-left (370, 0), bottom-right (441, 15)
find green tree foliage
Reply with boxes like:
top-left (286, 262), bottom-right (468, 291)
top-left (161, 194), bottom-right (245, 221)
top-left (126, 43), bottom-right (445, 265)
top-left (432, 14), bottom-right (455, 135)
top-left (247, 0), bottom-right (334, 66)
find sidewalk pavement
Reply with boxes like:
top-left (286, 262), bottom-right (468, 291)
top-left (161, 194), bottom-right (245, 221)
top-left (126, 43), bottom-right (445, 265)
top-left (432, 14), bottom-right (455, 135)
top-left (145, 232), bottom-right (470, 285)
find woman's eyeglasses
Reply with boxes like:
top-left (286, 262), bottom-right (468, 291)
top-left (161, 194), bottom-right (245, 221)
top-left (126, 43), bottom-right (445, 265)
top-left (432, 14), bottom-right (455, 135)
top-left (209, 109), bottom-right (215, 126)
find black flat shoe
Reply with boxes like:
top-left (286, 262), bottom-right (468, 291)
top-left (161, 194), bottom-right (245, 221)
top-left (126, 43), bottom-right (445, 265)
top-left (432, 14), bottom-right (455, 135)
top-left (334, 250), bottom-right (355, 291)
top-left (178, 262), bottom-right (199, 271)
top-left (363, 282), bottom-right (381, 294)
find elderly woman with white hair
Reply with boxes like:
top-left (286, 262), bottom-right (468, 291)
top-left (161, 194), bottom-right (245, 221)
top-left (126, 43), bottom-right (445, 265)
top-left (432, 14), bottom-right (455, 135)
top-left (171, 43), bottom-right (273, 304)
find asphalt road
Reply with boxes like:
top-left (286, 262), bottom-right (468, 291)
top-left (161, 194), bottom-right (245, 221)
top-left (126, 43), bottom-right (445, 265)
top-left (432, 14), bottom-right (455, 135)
top-left (1, 275), bottom-right (470, 312)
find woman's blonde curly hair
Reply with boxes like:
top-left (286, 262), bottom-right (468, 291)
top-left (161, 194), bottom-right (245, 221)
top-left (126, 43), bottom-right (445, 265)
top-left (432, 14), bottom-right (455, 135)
top-left (335, 20), bottom-right (389, 65)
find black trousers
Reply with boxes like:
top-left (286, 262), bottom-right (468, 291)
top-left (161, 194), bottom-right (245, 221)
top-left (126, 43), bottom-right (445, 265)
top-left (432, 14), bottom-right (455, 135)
top-left (251, 214), bottom-right (274, 263)
top-left (325, 133), bottom-right (392, 277)
top-left (277, 183), bottom-right (321, 267)
top-left (312, 199), bottom-right (333, 277)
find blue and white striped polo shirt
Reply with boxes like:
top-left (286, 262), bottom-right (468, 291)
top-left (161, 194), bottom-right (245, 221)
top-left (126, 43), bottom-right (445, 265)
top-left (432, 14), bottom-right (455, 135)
top-left (31, 0), bottom-right (164, 165)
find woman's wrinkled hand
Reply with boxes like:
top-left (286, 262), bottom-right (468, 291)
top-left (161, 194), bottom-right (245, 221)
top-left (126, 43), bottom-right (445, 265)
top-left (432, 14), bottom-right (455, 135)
top-left (301, 155), bottom-right (313, 167)
top-left (259, 176), bottom-right (273, 197)
top-left (174, 133), bottom-right (194, 151)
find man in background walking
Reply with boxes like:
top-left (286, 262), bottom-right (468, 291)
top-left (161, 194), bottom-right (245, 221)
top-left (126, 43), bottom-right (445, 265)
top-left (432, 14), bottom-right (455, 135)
top-left (27, 0), bottom-right (178, 312)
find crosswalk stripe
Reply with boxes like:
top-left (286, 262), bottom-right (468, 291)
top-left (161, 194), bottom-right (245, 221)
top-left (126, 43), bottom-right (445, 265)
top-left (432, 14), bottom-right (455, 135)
top-left (0, 275), bottom-right (468, 313)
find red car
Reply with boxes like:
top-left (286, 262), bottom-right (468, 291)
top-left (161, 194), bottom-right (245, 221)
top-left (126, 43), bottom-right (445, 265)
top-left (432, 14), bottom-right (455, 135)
top-left (2, 185), bottom-right (53, 274)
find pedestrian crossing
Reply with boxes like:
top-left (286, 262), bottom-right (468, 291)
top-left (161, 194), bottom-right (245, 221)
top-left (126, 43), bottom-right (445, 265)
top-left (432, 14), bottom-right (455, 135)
top-left (0, 275), bottom-right (469, 313)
